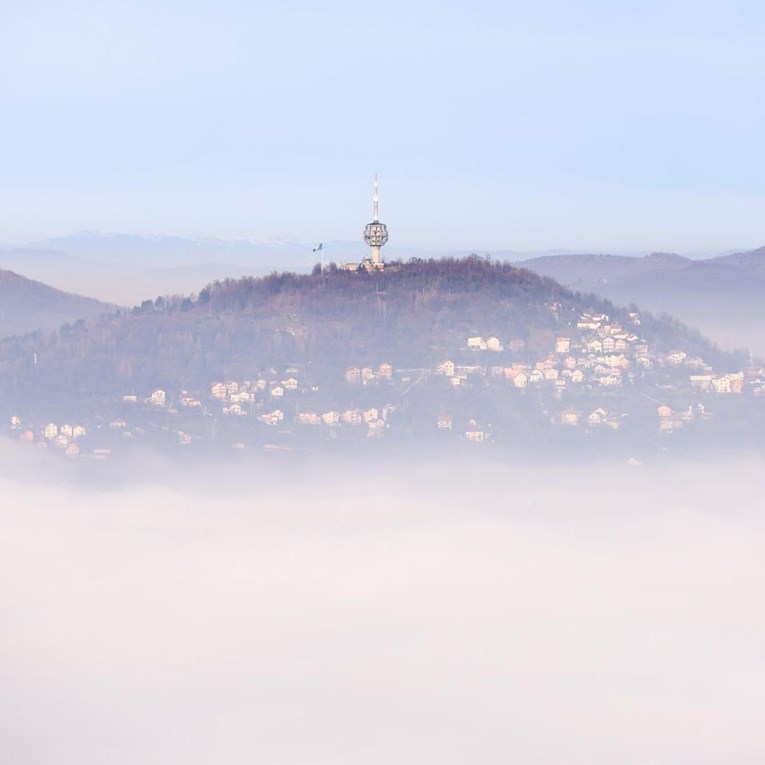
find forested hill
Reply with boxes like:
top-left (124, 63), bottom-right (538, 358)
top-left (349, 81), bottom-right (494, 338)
top-left (0, 269), bottom-right (115, 339)
top-left (0, 257), bottom-right (743, 410)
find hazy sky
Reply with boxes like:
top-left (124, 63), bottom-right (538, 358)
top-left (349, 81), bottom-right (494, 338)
top-left (1, 1), bottom-right (765, 252)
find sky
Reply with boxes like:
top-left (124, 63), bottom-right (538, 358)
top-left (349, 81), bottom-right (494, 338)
top-left (1, 0), bottom-right (765, 252)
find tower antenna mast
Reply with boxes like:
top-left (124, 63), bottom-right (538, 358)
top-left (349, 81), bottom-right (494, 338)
top-left (363, 174), bottom-right (389, 268)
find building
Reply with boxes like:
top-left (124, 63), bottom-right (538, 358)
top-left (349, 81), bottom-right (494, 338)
top-left (363, 174), bottom-right (389, 268)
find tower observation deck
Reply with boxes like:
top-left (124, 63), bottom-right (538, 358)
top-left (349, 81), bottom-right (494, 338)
top-left (363, 174), bottom-right (388, 267)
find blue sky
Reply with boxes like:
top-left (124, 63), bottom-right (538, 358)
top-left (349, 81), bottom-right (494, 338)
top-left (1, 0), bottom-right (764, 252)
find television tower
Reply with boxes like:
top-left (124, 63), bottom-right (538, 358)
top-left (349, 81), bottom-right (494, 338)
top-left (363, 174), bottom-right (389, 267)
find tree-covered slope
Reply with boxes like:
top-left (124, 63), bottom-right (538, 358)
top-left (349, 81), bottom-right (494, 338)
top-left (0, 257), bottom-right (744, 411)
top-left (0, 269), bottom-right (115, 339)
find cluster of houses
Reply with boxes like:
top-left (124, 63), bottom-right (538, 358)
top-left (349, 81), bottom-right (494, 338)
top-left (9, 310), bottom-right (763, 456)
top-left (433, 314), bottom-right (755, 399)
top-left (9, 417), bottom-right (89, 457)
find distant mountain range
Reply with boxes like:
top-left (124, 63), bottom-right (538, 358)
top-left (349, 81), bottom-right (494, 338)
top-left (0, 269), bottom-right (115, 338)
top-left (517, 247), bottom-right (765, 357)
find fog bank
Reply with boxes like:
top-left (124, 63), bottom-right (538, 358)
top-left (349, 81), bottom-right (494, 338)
top-left (2, 464), bottom-right (764, 764)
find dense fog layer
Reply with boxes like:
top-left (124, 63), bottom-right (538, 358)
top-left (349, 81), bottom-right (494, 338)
top-left (2, 459), bottom-right (765, 764)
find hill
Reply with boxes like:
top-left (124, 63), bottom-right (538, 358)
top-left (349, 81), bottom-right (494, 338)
top-left (0, 257), bottom-right (760, 460)
top-left (0, 269), bottom-right (116, 339)
top-left (518, 247), bottom-right (765, 355)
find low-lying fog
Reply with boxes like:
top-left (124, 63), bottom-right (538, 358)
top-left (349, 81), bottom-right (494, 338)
top-left (2, 458), bottom-right (764, 764)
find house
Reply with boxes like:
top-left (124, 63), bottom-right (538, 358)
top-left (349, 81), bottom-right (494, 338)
top-left (223, 403), bottom-right (244, 416)
top-left (10, 415), bottom-right (21, 429)
top-left (543, 368), bottom-right (559, 381)
top-left (467, 336), bottom-right (487, 350)
top-left (207, 383), bottom-right (225, 399)
top-left (529, 369), bottom-right (544, 384)
top-left (361, 367), bottom-right (376, 384)
top-left (270, 385), bottom-right (284, 398)
top-left (44, 423), bottom-right (58, 440)
top-left (282, 377), bottom-right (299, 390)
top-left (296, 412), bottom-right (321, 425)
top-left (511, 371), bottom-right (528, 389)
top-left (665, 350), bottom-right (687, 366)
top-left (586, 338), bottom-right (603, 354)
top-left (260, 409), bottom-right (284, 425)
top-left (150, 389), bottom-right (166, 407)
top-left (560, 409), bottom-right (581, 426)
top-left (437, 360), bottom-right (455, 377)
top-left (604, 354), bottom-right (629, 369)
top-left (181, 396), bottom-right (202, 407)
top-left (437, 415), bottom-right (453, 430)
top-left (342, 409), bottom-right (363, 425)
top-left (690, 374), bottom-right (713, 390)
top-left (555, 337), bottom-right (571, 354)
top-left (345, 367), bottom-right (361, 383)
top-left (378, 363), bottom-right (393, 380)
top-left (322, 411), bottom-right (340, 426)
top-left (73, 426), bottom-right (87, 439)
top-left (657, 405), bottom-right (672, 418)
top-left (486, 336), bottom-right (503, 351)
top-left (587, 408), bottom-right (607, 426)
top-left (465, 430), bottom-right (485, 443)
top-left (362, 408), bottom-right (379, 424)
top-left (122, 394), bottom-right (138, 403)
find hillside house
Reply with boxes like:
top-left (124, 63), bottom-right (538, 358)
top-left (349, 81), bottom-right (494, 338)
top-left (342, 409), bottom-right (363, 425)
top-left (555, 337), bottom-right (571, 354)
top-left (437, 360), bottom-right (456, 377)
top-left (560, 409), bottom-right (581, 426)
top-left (260, 409), bottom-right (284, 426)
top-left (322, 411), bottom-right (340, 426)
